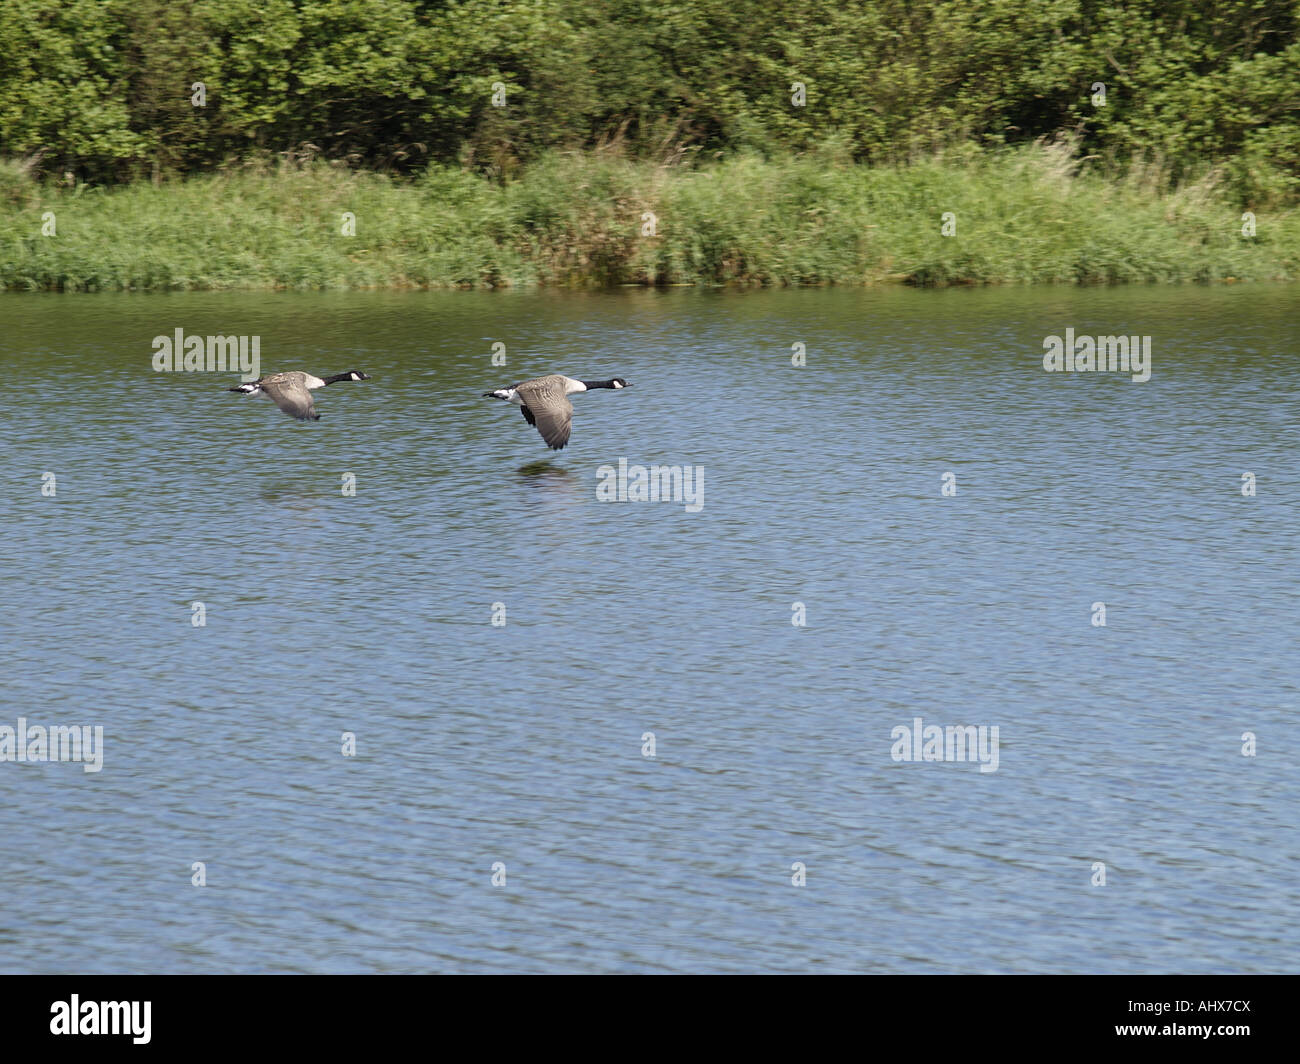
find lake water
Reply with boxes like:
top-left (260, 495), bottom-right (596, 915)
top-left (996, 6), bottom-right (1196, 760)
top-left (1, 284), bottom-right (1296, 973)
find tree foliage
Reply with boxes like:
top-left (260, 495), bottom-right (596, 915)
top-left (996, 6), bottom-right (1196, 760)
top-left (0, 0), bottom-right (1295, 201)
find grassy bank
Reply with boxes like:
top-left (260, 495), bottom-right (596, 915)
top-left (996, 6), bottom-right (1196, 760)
top-left (2, 144), bottom-right (1297, 291)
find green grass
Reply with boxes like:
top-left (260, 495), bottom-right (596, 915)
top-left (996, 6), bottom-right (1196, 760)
top-left (2, 144), bottom-right (1296, 291)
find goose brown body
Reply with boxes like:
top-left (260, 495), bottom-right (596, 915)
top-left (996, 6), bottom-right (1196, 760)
top-left (229, 370), bottom-right (370, 420)
top-left (482, 373), bottom-right (630, 450)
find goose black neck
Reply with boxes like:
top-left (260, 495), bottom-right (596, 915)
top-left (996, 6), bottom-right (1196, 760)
top-left (322, 371), bottom-right (365, 385)
top-left (581, 379), bottom-right (619, 389)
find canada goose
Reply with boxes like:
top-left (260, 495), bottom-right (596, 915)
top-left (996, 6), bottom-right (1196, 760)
top-left (482, 374), bottom-right (630, 450)
top-left (229, 370), bottom-right (370, 420)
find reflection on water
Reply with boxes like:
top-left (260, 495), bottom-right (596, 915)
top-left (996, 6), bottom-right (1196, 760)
top-left (517, 459), bottom-right (576, 479)
top-left (1, 285), bottom-right (1298, 973)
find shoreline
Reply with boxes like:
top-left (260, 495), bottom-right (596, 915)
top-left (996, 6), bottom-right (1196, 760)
top-left (4, 147), bottom-right (1296, 293)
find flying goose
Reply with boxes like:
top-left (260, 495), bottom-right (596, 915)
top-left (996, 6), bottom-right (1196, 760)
top-left (482, 374), bottom-right (630, 450)
top-left (229, 370), bottom-right (370, 420)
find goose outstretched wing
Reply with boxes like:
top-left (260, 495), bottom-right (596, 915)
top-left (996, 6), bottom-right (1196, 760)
top-left (515, 376), bottom-right (574, 449)
top-left (259, 373), bottom-right (319, 420)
